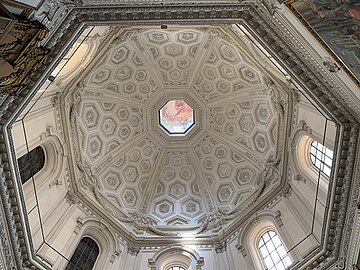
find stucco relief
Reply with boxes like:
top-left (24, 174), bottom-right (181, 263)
top-left (97, 139), bottom-right (160, 212)
top-left (151, 151), bottom-right (208, 225)
top-left (63, 26), bottom-right (288, 237)
top-left (87, 36), bottom-right (159, 102)
top-left (144, 29), bottom-right (204, 86)
top-left (194, 136), bottom-right (265, 213)
top-left (193, 39), bottom-right (264, 101)
top-left (210, 98), bottom-right (278, 159)
top-left (1, 0), bottom-right (358, 266)
top-left (77, 100), bottom-right (144, 164)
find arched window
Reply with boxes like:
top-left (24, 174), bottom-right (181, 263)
top-left (310, 140), bottom-right (333, 177)
top-left (17, 146), bottom-right (45, 184)
top-left (258, 230), bottom-right (291, 270)
top-left (65, 237), bottom-right (99, 270)
top-left (148, 245), bottom-right (203, 270)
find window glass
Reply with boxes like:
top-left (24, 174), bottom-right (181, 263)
top-left (65, 237), bottom-right (99, 270)
top-left (310, 140), bottom-right (333, 177)
top-left (167, 267), bottom-right (186, 270)
top-left (258, 231), bottom-right (292, 270)
top-left (17, 146), bottom-right (45, 184)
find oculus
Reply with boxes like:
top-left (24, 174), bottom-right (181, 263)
top-left (159, 100), bottom-right (194, 135)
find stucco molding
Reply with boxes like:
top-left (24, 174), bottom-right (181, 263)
top-left (148, 245), bottom-right (204, 270)
top-left (0, 1), bottom-right (358, 269)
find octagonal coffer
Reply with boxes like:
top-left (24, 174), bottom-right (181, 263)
top-left (159, 100), bottom-right (195, 135)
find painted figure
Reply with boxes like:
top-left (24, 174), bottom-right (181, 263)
top-left (292, 0), bottom-right (360, 80)
top-left (160, 100), bottom-right (194, 134)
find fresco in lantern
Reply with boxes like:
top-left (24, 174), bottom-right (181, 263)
top-left (159, 100), bottom-right (194, 134)
top-left (288, 0), bottom-right (360, 81)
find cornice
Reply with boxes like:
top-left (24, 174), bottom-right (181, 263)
top-left (270, 11), bottom-right (360, 120)
top-left (0, 1), bottom-right (358, 269)
top-left (0, 200), bottom-right (15, 269)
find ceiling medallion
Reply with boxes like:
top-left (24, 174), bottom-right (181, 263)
top-left (159, 99), bottom-right (195, 136)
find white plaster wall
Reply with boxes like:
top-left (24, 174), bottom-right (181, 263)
top-left (121, 247), bottom-right (238, 270)
top-left (68, 195), bottom-right (322, 270)
top-left (228, 239), bottom-right (254, 270)
top-left (11, 87), bottom-right (71, 268)
top-left (9, 59), bottom-right (337, 270)
top-left (16, 182), bottom-right (328, 270)
top-left (295, 95), bottom-right (336, 147)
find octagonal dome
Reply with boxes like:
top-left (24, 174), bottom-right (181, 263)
top-left (64, 25), bottom-right (289, 238)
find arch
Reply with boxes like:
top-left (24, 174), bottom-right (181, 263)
top-left (309, 140), bottom-right (333, 177)
top-left (17, 145), bottom-right (45, 184)
top-left (287, 126), bottom-right (332, 242)
top-left (65, 237), bottom-right (99, 270)
top-left (71, 217), bottom-right (121, 269)
top-left (81, 218), bottom-right (119, 268)
top-left (290, 127), bottom-right (333, 195)
top-left (36, 130), bottom-right (66, 188)
top-left (16, 130), bottom-right (67, 197)
top-left (54, 31), bottom-right (106, 88)
top-left (148, 245), bottom-right (204, 270)
top-left (258, 230), bottom-right (292, 270)
top-left (53, 218), bottom-right (120, 270)
top-left (236, 211), bottom-right (297, 270)
top-left (166, 267), bottom-right (186, 270)
top-left (163, 261), bottom-right (189, 270)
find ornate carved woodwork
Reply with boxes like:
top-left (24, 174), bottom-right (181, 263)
top-left (0, 3), bottom-right (48, 96)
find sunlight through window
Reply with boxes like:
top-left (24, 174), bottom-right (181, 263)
top-left (259, 231), bottom-right (292, 270)
top-left (310, 140), bottom-right (333, 177)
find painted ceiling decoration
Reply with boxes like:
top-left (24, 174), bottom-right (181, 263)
top-left (159, 100), bottom-right (194, 135)
top-left (64, 26), bottom-right (289, 237)
top-left (285, 0), bottom-right (360, 83)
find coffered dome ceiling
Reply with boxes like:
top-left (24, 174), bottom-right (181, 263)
top-left (65, 26), bottom-right (290, 238)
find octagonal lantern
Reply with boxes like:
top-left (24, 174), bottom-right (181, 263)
top-left (159, 100), bottom-right (195, 135)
